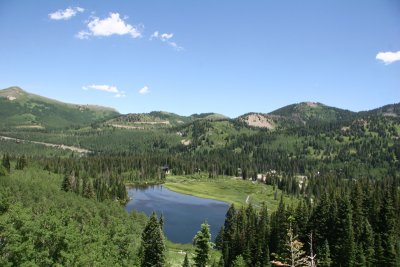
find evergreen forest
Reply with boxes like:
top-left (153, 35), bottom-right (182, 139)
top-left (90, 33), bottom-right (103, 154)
top-left (0, 87), bottom-right (399, 266)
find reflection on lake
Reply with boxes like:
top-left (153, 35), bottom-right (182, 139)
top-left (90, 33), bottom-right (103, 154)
top-left (125, 185), bottom-right (229, 244)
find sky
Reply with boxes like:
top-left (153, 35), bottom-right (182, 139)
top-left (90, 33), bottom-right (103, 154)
top-left (0, 0), bottom-right (399, 117)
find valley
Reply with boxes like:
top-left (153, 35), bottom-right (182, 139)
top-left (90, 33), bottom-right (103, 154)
top-left (0, 87), bottom-right (399, 266)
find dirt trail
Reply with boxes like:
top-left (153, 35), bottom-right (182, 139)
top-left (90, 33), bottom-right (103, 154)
top-left (0, 135), bottom-right (91, 154)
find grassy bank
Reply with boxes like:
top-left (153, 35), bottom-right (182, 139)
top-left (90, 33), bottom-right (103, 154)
top-left (166, 241), bottom-right (221, 267)
top-left (164, 175), bottom-right (297, 211)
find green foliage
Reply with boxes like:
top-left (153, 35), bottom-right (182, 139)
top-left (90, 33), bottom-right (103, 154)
top-left (220, 204), bottom-right (272, 267)
top-left (140, 212), bottom-right (166, 267)
top-left (285, 224), bottom-right (308, 267)
top-left (0, 165), bottom-right (8, 176)
top-left (1, 154), bottom-right (10, 172)
top-left (318, 240), bottom-right (332, 267)
top-left (269, 102), bottom-right (356, 124)
top-left (0, 166), bottom-right (146, 266)
top-left (109, 111), bottom-right (193, 129)
top-left (232, 255), bottom-right (246, 267)
top-left (1, 88), bottom-right (400, 266)
top-left (182, 253), bottom-right (190, 267)
top-left (15, 154), bottom-right (26, 170)
top-left (193, 222), bottom-right (212, 267)
top-left (165, 175), bottom-right (296, 210)
top-left (0, 87), bottom-right (118, 130)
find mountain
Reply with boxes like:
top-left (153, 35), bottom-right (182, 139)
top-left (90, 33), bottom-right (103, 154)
top-left (359, 103), bottom-right (400, 118)
top-left (236, 102), bottom-right (355, 129)
top-left (268, 102), bottom-right (355, 124)
top-left (190, 113), bottom-right (229, 121)
top-left (107, 111), bottom-right (192, 129)
top-left (1, 87), bottom-right (397, 132)
top-left (0, 87), bottom-right (119, 129)
top-left (108, 112), bottom-right (230, 130)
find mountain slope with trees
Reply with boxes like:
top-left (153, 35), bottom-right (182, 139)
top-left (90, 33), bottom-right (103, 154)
top-left (0, 88), bottom-right (399, 266)
top-left (0, 87), bottom-right (119, 129)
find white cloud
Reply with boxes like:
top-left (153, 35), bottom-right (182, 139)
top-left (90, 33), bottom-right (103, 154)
top-left (114, 91), bottom-right (126, 98)
top-left (376, 51), bottom-right (400, 65)
top-left (86, 84), bottom-right (118, 93)
top-left (139, 86), bottom-right (150, 95)
top-left (49, 7), bottom-right (84, 20)
top-left (83, 84), bottom-right (125, 98)
top-left (77, 13), bottom-right (142, 39)
top-left (150, 31), bottom-right (159, 40)
top-left (168, 41), bottom-right (183, 51)
top-left (75, 31), bottom-right (90, 40)
top-left (150, 31), bottom-right (183, 51)
top-left (160, 33), bottom-right (173, 41)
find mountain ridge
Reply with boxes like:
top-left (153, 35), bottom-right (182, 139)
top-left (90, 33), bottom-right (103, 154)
top-left (0, 86), bottom-right (119, 129)
top-left (1, 87), bottom-right (399, 129)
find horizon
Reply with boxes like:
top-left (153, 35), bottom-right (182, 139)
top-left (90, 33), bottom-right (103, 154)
top-left (1, 85), bottom-right (398, 118)
top-left (0, 1), bottom-right (399, 117)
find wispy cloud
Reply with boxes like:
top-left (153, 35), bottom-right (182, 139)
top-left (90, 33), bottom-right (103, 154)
top-left (49, 7), bottom-right (84, 20)
top-left (76, 13), bottom-right (142, 39)
top-left (83, 84), bottom-right (125, 98)
top-left (376, 51), bottom-right (400, 65)
top-left (138, 86), bottom-right (150, 95)
top-left (150, 31), bottom-right (183, 51)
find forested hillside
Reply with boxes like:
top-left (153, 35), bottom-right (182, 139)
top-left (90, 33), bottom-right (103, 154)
top-left (0, 88), bottom-right (399, 266)
top-left (0, 163), bottom-right (146, 266)
top-left (0, 87), bottom-right (119, 129)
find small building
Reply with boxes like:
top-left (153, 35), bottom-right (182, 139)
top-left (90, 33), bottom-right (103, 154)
top-left (161, 165), bottom-right (171, 175)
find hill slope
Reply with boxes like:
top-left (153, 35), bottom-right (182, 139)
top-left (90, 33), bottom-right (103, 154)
top-left (108, 112), bottom-right (230, 130)
top-left (107, 111), bottom-right (192, 129)
top-left (269, 102), bottom-right (355, 124)
top-left (0, 87), bottom-right (119, 129)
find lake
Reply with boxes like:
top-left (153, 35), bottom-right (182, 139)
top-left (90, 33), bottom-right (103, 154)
top-left (125, 185), bottom-right (229, 244)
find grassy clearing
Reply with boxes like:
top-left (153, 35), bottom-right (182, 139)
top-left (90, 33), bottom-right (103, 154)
top-left (164, 175), bottom-right (297, 211)
top-left (165, 241), bottom-right (221, 267)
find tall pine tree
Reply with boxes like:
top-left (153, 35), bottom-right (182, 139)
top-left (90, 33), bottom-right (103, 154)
top-left (333, 196), bottom-right (355, 267)
top-left (140, 212), bottom-right (166, 267)
top-left (193, 222), bottom-right (211, 267)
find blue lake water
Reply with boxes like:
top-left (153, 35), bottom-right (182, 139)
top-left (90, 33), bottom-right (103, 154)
top-left (125, 185), bottom-right (229, 244)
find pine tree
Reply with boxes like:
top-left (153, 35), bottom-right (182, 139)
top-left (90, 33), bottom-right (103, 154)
top-left (2, 154), bottom-right (11, 172)
top-left (222, 204), bottom-right (236, 266)
top-left (270, 197), bottom-right (287, 256)
top-left (159, 213), bottom-right (164, 231)
top-left (350, 182), bottom-right (365, 243)
top-left (232, 255), bottom-right (246, 267)
top-left (354, 244), bottom-right (366, 267)
top-left (334, 196), bottom-right (355, 267)
top-left (61, 171), bottom-right (77, 192)
top-left (140, 212), bottom-right (166, 267)
top-left (258, 203), bottom-right (271, 267)
top-left (373, 234), bottom-right (384, 266)
top-left (182, 253), bottom-right (190, 267)
top-left (286, 220), bottom-right (307, 267)
top-left (215, 226), bottom-right (224, 250)
top-left (318, 239), bottom-right (332, 267)
top-left (217, 257), bottom-right (225, 267)
top-left (193, 222), bottom-right (211, 267)
top-left (360, 220), bottom-right (374, 267)
top-left (378, 190), bottom-right (397, 266)
top-left (83, 178), bottom-right (96, 199)
top-left (307, 193), bottom-right (331, 250)
top-left (15, 155), bottom-right (26, 170)
top-left (264, 245), bottom-right (271, 267)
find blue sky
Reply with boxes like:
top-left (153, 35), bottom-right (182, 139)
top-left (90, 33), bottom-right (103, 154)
top-left (0, 0), bottom-right (399, 117)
